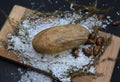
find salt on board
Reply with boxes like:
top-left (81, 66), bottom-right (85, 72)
top-left (18, 71), bottom-right (52, 82)
top-left (7, 11), bottom-right (111, 82)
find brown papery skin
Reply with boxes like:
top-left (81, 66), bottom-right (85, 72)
top-left (32, 24), bottom-right (90, 54)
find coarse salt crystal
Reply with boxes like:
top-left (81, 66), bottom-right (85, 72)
top-left (116, 12), bottom-right (120, 16)
top-left (70, 3), bottom-right (74, 10)
top-left (88, 66), bottom-right (96, 73)
top-left (19, 71), bottom-right (52, 82)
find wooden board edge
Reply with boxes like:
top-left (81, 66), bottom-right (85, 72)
top-left (0, 5), bottom-right (26, 40)
top-left (0, 5), bottom-right (28, 62)
top-left (92, 32), bottom-right (120, 82)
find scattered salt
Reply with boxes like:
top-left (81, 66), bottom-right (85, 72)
top-left (70, 3), bottom-right (74, 10)
top-left (18, 68), bottom-right (24, 74)
top-left (88, 66), bottom-right (96, 74)
top-left (116, 11), bottom-right (120, 16)
top-left (55, 1), bottom-right (58, 4)
top-left (117, 66), bottom-right (120, 69)
top-left (107, 16), bottom-right (111, 19)
top-left (7, 9), bottom-right (110, 82)
top-left (102, 24), bottom-right (107, 29)
top-left (11, 73), bottom-right (14, 75)
top-left (19, 71), bottom-right (52, 82)
top-left (30, 2), bottom-right (35, 9)
top-left (48, 0), bottom-right (51, 3)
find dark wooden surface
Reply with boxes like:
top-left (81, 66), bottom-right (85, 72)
top-left (0, 0), bottom-right (120, 82)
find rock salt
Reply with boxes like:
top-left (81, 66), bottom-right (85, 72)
top-left (19, 71), bottom-right (52, 82)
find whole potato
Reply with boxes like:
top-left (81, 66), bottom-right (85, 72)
top-left (32, 24), bottom-right (90, 54)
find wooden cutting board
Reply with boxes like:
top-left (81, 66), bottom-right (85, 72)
top-left (0, 5), bottom-right (120, 82)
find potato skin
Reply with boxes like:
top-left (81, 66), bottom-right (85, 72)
top-left (32, 24), bottom-right (90, 54)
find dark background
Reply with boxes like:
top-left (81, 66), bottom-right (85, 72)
top-left (0, 0), bottom-right (120, 82)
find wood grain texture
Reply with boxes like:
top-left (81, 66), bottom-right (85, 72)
top-left (0, 5), bottom-right (120, 82)
top-left (0, 5), bottom-right (28, 62)
top-left (92, 32), bottom-right (120, 82)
